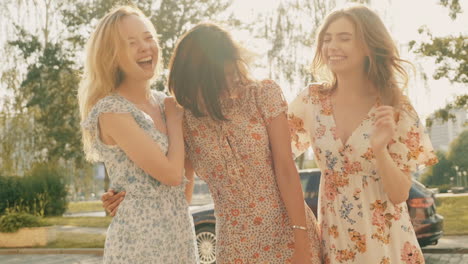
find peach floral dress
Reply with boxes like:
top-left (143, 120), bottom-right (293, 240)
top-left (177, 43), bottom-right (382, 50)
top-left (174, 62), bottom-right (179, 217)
top-left (184, 80), bottom-right (321, 264)
top-left (288, 84), bottom-right (438, 264)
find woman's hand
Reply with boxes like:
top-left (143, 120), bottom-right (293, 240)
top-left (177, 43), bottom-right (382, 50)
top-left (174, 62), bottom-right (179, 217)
top-left (164, 97), bottom-right (184, 125)
top-left (101, 189), bottom-right (125, 216)
top-left (291, 235), bottom-right (313, 264)
top-left (371, 106), bottom-right (396, 153)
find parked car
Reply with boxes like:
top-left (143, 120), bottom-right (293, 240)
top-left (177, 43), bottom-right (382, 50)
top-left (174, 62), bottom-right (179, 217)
top-left (299, 169), bottom-right (444, 247)
top-left (190, 169), bottom-right (444, 263)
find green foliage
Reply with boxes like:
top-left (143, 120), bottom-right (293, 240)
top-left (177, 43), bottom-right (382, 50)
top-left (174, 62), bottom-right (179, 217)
top-left (425, 94), bottom-right (467, 126)
top-left (23, 163), bottom-right (69, 216)
top-left (0, 163), bottom-right (68, 216)
top-left (0, 212), bottom-right (42, 233)
top-left (0, 175), bottom-right (23, 214)
top-left (8, 33), bottom-right (84, 165)
top-left (448, 130), bottom-right (468, 174)
top-left (420, 151), bottom-right (456, 187)
top-left (62, 0), bottom-right (232, 68)
top-left (439, 0), bottom-right (463, 19)
top-left (411, 0), bottom-right (467, 125)
top-left (409, 28), bottom-right (468, 84)
top-left (152, 0), bottom-right (232, 68)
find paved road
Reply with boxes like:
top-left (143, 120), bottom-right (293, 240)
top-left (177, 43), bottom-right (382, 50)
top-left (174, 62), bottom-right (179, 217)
top-left (0, 253), bottom-right (466, 264)
top-left (424, 253), bottom-right (468, 263)
top-left (1, 234), bottom-right (466, 263)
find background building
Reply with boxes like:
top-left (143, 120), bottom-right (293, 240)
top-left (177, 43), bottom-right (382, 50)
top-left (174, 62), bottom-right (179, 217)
top-left (428, 109), bottom-right (468, 151)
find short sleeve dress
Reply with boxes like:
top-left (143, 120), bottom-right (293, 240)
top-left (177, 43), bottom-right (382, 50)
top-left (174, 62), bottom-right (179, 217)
top-left (288, 84), bottom-right (438, 264)
top-left (183, 80), bottom-right (322, 263)
top-left (82, 91), bottom-right (198, 264)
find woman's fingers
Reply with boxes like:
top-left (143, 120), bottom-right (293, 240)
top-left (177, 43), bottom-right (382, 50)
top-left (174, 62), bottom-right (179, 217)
top-left (103, 191), bottom-right (125, 213)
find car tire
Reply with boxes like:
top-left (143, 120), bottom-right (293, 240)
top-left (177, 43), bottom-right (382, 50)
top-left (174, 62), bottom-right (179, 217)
top-left (196, 225), bottom-right (216, 264)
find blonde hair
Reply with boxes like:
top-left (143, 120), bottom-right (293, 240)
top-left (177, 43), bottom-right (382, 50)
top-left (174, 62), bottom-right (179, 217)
top-left (78, 5), bottom-right (161, 161)
top-left (312, 4), bottom-right (410, 107)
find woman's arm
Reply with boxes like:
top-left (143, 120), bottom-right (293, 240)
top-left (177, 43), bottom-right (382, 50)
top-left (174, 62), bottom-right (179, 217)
top-left (371, 106), bottom-right (411, 204)
top-left (267, 113), bottom-right (312, 262)
top-left (99, 97), bottom-right (185, 186)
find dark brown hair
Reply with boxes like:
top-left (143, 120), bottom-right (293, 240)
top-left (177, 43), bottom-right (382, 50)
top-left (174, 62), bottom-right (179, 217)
top-left (168, 22), bottom-right (250, 121)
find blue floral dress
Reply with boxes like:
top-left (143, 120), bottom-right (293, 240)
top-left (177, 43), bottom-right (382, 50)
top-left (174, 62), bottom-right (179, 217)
top-left (288, 84), bottom-right (438, 264)
top-left (82, 91), bottom-right (198, 264)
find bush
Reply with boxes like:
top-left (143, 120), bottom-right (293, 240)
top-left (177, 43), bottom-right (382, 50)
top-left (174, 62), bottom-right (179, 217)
top-left (0, 212), bottom-right (43, 233)
top-left (23, 163), bottom-right (68, 216)
top-left (0, 163), bottom-right (68, 216)
top-left (0, 176), bottom-right (23, 215)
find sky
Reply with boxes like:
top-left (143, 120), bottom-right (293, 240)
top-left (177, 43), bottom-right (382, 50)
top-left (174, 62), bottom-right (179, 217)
top-left (230, 0), bottom-right (468, 119)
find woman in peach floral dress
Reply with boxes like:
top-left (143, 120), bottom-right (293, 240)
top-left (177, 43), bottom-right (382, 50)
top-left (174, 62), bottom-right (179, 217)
top-left (288, 5), bottom-right (437, 264)
top-left (167, 23), bottom-right (321, 264)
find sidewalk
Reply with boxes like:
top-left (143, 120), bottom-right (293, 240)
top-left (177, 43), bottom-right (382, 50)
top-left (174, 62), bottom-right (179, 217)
top-left (54, 226), bottom-right (107, 235)
top-left (422, 235), bottom-right (468, 254)
top-left (0, 233), bottom-right (467, 264)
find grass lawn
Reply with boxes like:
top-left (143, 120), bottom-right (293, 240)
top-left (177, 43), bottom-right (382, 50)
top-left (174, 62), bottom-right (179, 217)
top-left (42, 217), bottom-right (112, 228)
top-left (42, 232), bottom-right (105, 248)
top-left (66, 201), bottom-right (104, 213)
top-left (435, 195), bottom-right (468, 236)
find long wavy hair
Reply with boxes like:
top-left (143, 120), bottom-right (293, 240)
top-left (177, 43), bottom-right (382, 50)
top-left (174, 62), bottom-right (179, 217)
top-left (78, 5), bottom-right (161, 161)
top-left (312, 4), bottom-right (411, 107)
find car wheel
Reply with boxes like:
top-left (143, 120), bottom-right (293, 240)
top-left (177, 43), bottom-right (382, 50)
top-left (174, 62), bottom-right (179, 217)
top-left (196, 225), bottom-right (216, 264)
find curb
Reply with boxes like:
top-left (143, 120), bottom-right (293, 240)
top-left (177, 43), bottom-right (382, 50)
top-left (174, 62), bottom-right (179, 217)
top-left (422, 248), bottom-right (468, 254)
top-left (0, 248), bottom-right (103, 255)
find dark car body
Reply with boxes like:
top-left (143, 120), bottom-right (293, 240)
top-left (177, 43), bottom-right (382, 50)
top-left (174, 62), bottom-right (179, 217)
top-left (191, 169), bottom-right (444, 263)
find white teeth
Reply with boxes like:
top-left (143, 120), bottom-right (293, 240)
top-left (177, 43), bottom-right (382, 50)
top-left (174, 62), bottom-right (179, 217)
top-left (329, 56), bottom-right (345, 60)
top-left (137, 56), bottom-right (152, 63)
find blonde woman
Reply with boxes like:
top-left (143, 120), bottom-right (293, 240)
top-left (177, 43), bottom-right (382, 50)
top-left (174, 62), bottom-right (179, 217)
top-left (288, 4), bottom-right (437, 264)
top-left (78, 6), bottom-right (197, 263)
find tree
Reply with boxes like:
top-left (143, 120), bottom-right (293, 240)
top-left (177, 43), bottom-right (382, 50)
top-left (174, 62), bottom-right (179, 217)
top-left (420, 151), bottom-right (455, 187)
top-left (409, 0), bottom-right (467, 125)
top-left (448, 130), bottom-right (468, 177)
top-left (250, 0), bottom-right (338, 93)
top-left (61, 0), bottom-right (232, 69)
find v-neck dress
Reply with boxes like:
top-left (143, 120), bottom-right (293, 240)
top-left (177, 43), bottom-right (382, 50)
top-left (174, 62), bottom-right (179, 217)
top-left (288, 84), bottom-right (438, 264)
top-left (82, 91), bottom-right (198, 264)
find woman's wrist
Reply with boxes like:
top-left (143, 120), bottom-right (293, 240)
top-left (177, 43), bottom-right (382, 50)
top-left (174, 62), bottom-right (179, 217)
top-left (373, 146), bottom-right (389, 158)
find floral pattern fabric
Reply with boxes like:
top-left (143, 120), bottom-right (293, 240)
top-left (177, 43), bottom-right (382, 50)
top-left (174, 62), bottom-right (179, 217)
top-left (82, 91), bottom-right (198, 264)
top-left (184, 80), bottom-right (322, 263)
top-left (288, 84), bottom-right (438, 264)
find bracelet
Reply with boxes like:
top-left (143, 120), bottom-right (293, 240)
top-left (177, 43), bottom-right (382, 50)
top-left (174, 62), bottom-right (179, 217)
top-left (292, 225), bottom-right (307, 231)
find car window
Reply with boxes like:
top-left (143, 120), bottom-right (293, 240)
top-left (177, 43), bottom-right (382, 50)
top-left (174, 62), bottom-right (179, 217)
top-left (299, 174), bottom-right (309, 193)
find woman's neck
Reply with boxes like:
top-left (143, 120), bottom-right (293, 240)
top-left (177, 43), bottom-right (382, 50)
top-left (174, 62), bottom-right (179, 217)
top-left (334, 72), bottom-right (377, 99)
top-left (116, 78), bottom-right (150, 104)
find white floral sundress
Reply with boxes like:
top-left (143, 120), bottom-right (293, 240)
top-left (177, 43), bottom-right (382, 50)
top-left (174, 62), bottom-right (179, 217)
top-left (82, 91), bottom-right (198, 264)
top-left (288, 84), bottom-right (438, 264)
